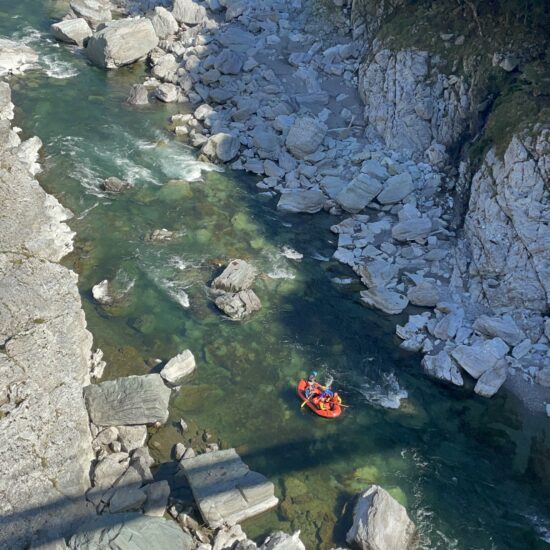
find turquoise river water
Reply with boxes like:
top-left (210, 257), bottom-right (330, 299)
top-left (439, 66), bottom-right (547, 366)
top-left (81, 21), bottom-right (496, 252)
top-left (2, 1), bottom-right (550, 548)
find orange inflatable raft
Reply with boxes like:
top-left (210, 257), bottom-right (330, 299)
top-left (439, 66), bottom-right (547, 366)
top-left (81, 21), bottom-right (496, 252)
top-left (297, 379), bottom-right (342, 418)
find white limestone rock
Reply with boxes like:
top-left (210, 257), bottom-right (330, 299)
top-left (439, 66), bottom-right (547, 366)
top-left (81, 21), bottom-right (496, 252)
top-left (0, 39), bottom-right (38, 76)
top-left (202, 133), bottom-right (240, 163)
top-left (51, 18), bottom-right (93, 47)
top-left (151, 7), bottom-right (179, 40)
top-left (161, 349), bottom-right (196, 385)
top-left (377, 172), bottom-right (414, 204)
top-left (285, 116), bottom-right (327, 159)
top-left (422, 350), bottom-right (463, 386)
top-left (473, 315), bottom-right (525, 346)
top-left (336, 174), bottom-right (382, 213)
top-left (451, 338), bottom-right (509, 379)
top-left (360, 287), bottom-right (409, 315)
top-left (277, 189), bottom-right (326, 214)
top-left (474, 360), bottom-right (507, 397)
top-left (69, 0), bottom-right (111, 28)
top-left (212, 260), bottom-right (257, 292)
top-left (172, 0), bottom-right (208, 25)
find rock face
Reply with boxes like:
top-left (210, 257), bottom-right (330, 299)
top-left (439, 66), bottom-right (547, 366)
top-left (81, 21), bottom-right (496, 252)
top-left (0, 87), bottom-right (94, 549)
top-left (0, 38), bottom-right (38, 76)
top-left (160, 349), bottom-right (196, 385)
top-left (51, 18), bottom-right (93, 47)
top-left (180, 448), bottom-right (278, 528)
top-left (83, 374), bottom-right (171, 426)
top-left (86, 18), bottom-right (159, 69)
top-left (346, 485), bottom-right (416, 550)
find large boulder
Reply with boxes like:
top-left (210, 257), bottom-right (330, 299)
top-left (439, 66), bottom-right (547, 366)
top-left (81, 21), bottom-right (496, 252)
top-left (160, 349), bottom-right (196, 385)
top-left (180, 448), bottom-right (278, 528)
top-left (422, 350), bottom-right (464, 386)
top-left (202, 132), bottom-right (240, 162)
top-left (285, 116), bottom-right (326, 159)
top-left (377, 172), bottom-right (414, 204)
top-left (83, 374), bottom-right (171, 426)
top-left (407, 281), bottom-right (441, 307)
top-left (336, 174), bottom-right (382, 213)
top-left (215, 289), bottom-right (261, 320)
top-left (150, 6), bottom-right (179, 40)
top-left (172, 0), bottom-right (208, 25)
top-left (51, 18), bottom-right (93, 47)
top-left (451, 338), bottom-right (509, 379)
top-left (472, 315), bottom-right (525, 346)
top-left (346, 485), bottom-right (416, 550)
top-left (86, 18), bottom-right (159, 69)
top-left (212, 259), bottom-right (257, 292)
top-left (261, 532), bottom-right (305, 550)
top-left (360, 287), bottom-right (409, 315)
top-left (0, 39), bottom-right (38, 77)
top-left (68, 513), bottom-right (194, 549)
top-left (277, 189), bottom-right (326, 214)
top-left (391, 218), bottom-right (432, 242)
top-left (474, 360), bottom-right (507, 397)
top-left (69, 0), bottom-right (111, 28)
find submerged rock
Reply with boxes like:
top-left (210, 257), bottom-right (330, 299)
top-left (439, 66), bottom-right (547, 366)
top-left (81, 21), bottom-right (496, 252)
top-left (346, 485), bottom-right (416, 550)
top-left (51, 18), bottom-right (92, 47)
top-left (102, 176), bottom-right (133, 192)
top-left (84, 374), bottom-right (171, 426)
top-left (86, 18), bottom-right (159, 69)
top-left (160, 349), bottom-right (196, 385)
top-left (127, 83), bottom-right (149, 105)
top-left (180, 448), bottom-right (278, 528)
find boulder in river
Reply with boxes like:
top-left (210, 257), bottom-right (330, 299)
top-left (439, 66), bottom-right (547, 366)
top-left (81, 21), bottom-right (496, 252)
top-left (212, 259), bottom-right (257, 292)
top-left (127, 83), bottom-right (149, 105)
top-left (202, 132), bottom-right (240, 163)
top-left (277, 189), bottom-right (326, 214)
top-left (86, 18), bottom-right (159, 69)
top-left (92, 279), bottom-right (112, 305)
top-left (160, 349), bottom-right (196, 385)
top-left (0, 38), bottom-right (38, 77)
top-left (360, 287), bottom-right (409, 315)
top-left (215, 289), bottom-right (261, 320)
top-left (180, 448), bottom-right (278, 528)
top-left (51, 18), bottom-right (92, 47)
top-left (84, 374), bottom-right (171, 426)
top-left (346, 485), bottom-right (416, 550)
top-left (69, 0), bottom-right (111, 28)
top-left (102, 176), bottom-right (133, 192)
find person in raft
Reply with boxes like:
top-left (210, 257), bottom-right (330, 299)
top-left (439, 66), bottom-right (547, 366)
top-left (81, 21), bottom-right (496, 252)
top-left (305, 370), bottom-right (319, 398)
top-left (316, 389), bottom-right (342, 411)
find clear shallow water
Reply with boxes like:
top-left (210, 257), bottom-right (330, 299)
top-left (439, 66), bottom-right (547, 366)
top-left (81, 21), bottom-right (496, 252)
top-left (3, 1), bottom-right (550, 548)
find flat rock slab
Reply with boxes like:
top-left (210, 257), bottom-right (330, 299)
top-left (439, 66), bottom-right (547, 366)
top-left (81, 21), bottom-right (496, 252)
top-left (277, 189), bottom-right (326, 214)
top-left (212, 259), bottom-right (257, 292)
top-left (180, 448), bottom-right (278, 528)
top-left (84, 374), bottom-right (171, 426)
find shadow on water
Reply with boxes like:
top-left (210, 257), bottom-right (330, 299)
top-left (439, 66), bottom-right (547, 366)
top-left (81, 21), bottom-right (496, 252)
top-left (1, 1), bottom-right (550, 548)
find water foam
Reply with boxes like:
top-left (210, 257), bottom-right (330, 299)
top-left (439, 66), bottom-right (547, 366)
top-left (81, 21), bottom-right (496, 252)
top-left (359, 371), bottom-right (408, 409)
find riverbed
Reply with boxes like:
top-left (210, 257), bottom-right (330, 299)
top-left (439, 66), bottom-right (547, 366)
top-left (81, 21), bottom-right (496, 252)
top-left (3, 0), bottom-right (550, 548)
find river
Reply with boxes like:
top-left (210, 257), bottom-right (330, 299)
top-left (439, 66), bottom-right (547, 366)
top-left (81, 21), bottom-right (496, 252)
top-left (2, 0), bottom-right (550, 548)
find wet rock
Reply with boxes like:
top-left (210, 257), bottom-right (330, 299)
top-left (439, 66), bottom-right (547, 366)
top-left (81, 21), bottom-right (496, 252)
top-left (212, 259), bottom-right (257, 292)
top-left (69, 0), bottom-right (111, 28)
top-left (422, 350), bottom-right (463, 386)
top-left (261, 531), bottom-right (305, 550)
top-left (346, 485), bottom-right (416, 550)
top-left (117, 425), bottom-right (147, 452)
top-left (377, 172), bottom-right (414, 204)
top-left (86, 18), bottom-right (159, 69)
top-left (146, 228), bottom-right (174, 242)
top-left (127, 83), bottom-right (149, 105)
top-left (92, 280), bottom-right (112, 305)
top-left (172, 0), bottom-right (208, 25)
top-left (214, 49), bottom-right (244, 75)
top-left (0, 38), bottom-right (38, 76)
top-left (144, 480), bottom-right (171, 517)
top-left (277, 189), bottom-right (326, 214)
top-left (202, 133), bottom-right (240, 163)
top-left (161, 349), bottom-right (196, 385)
top-left (151, 6), bottom-right (179, 40)
top-left (68, 513), bottom-right (194, 549)
top-left (473, 315), bottom-right (525, 346)
top-left (360, 287), bottom-right (409, 315)
top-left (474, 360), bottom-right (507, 397)
top-left (84, 374), bottom-right (171, 426)
top-left (51, 18), bottom-right (92, 47)
top-left (102, 176), bottom-right (133, 192)
top-left (215, 289), bottom-right (261, 320)
top-left (336, 174), bottom-right (382, 213)
top-left (285, 116), bottom-right (327, 159)
top-left (451, 338), bottom-right (509, 379)
top-left (180, 448), bottom-right (278, 528)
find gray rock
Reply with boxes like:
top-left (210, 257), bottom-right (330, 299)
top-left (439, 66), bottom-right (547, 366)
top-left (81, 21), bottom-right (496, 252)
top-left (407, 281), bottom-right (441, 307)
top-left (161, 349), bottom-right (196, 384)
top-left (214, 49), bottom-right (244, 75)
top-left (252, 126), bottom-right (280, 160)
top-left (473, 315), bottom-right (525, 346)
top-left (92, 453), bottom-right (130, 492)
top-left (180, 448), bottom-right (278, 528)
top-left (69, 0), bottom-right (111, 28)
top-left (355, 259), bottom-right (398, 288)
top-left (451, 338), bottom-right (509, 379)
top-left (361, 159), bottom-right (388, 181)
top-left (474, 360), bottom-right (507, 397)
top-left (51, 18), bottom-right (92, 47)
top-left (202, 133), bottom-right (240, 162)
top-left (68, 513), bottom-right (194, 549)
top-left (151, 7), bottom-right (179, 39)
top-left (117, 425), bottom-right (148, 452)
top-left (346, 485), bottom-right (416, 550)
top-left (285, 117), bottom-right (327, 159)
top-left (172, 0), bottom-right (208, 25)
top-left (360, 287), bottom-right (409, 315)
top-left (151, 54), bottom-right (179, 83)
top-left (422, 351), bottom-right (463, 386)
top-left (103, 176), bottom-right (132, 192)
top-left (0, 81), bottom-right (13, 120)
top-left (216, 28), bottom-right (256, 50)
top-left (0, 39), bottom-right (39, 76)
top-left (86, 18), bottom-right (159, 69)
top-left (392, 218), bottom-right (432, 242)
top-left (261, 532), bottom-right (305, 550)
top-left (215, 289), bottom-right (261, 320)
top-left (377, 172), bottom-right (414, 204)
top-left (277, 189), bottom-right (326, 214)
top-left (84, 374), bottom-right (171, 426)
top-left (127, 84), bottom-right (149, 105)
top-left (155, 83), bottom-right (178, 103)
top-left (109, 485), bottom-right (147, 513)
top-left (212, 259), bottom-right (257, 292)
top-left (535, 367), bottom-right (550, 388)
top-left (336, 174), bottom-right (382, 213)
top-left (144, 480), bottom-right (171, 517)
